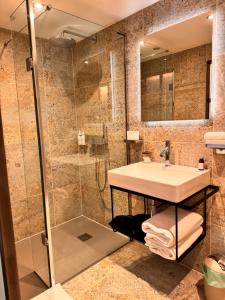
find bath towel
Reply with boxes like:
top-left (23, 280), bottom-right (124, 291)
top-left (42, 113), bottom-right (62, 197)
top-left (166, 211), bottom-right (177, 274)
top-left (146, 226), bottom-right (203, 260)
top-left (142, 206), bottom-right (203, 247)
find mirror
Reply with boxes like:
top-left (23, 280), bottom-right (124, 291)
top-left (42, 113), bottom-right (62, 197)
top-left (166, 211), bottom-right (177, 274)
top-left (140, 12), bottom-right (213, 122)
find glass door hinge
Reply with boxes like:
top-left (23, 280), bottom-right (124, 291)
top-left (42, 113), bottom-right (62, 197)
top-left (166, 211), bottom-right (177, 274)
top-left (41, 233), bottom-right (49, 246)
top-left (26, 57), bottom-right (33, 71)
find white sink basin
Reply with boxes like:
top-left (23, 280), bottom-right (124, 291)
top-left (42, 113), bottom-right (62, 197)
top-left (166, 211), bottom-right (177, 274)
top-left (108, 162), bottom-right (210, 202)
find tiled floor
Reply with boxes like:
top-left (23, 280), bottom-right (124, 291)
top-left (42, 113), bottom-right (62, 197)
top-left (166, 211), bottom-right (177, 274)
top-left (63, 241), bottom-right (205, 300)
top-left (17, 216), bottom-right (129, 298)
top-left (31, 284), bottom-right (73, 300)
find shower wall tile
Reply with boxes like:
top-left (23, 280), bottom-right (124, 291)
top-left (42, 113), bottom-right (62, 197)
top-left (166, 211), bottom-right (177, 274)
top-left (54, 184), bottom-right (82, 225)
top-left (98, 51), bottom-right (111, 84)
top-left (0, 29), bottom-right (16, 83)
top-left (42, 43), bottom-right (74, 89)
top-left (22, 143), bottom-right (42, 197)
top-left (76, 56), bottom-right (101, 88)
top-left (16, 84), bottom-right (38, 145)
top-left (4, 144), bottom-right (27, 203)
top-left (52, 162), bottom-right (80, 189)
top-left (0, 83), bottom-right (22, 146)
top-left (82, 185), bottom-right (106, 225)
top-left (47, 110), bottom-right (76, 142)
top-left (75, 37), bottom-right (101, 62)
top-left (12, 33), bottom-right (33, 87)
top-left (45, 87), bottom-right (76, 143)
top-left (11, 199), bottom-right (30, 242)
top-left (50, 138), bottom-right (78, 158)
top-left (27, 193), bottom-right (55, 236)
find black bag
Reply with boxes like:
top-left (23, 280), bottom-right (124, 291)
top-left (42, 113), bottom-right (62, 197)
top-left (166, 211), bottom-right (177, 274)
top-left (109, 214), bottom-right (150, 242)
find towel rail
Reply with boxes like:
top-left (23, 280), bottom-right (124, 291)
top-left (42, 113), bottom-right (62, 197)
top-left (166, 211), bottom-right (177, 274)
top-left (109, 184), bottom-right (219, 262)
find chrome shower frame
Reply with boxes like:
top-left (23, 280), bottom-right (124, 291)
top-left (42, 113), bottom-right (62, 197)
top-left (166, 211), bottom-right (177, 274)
top-left (25, 0), bottom-right (55, 286)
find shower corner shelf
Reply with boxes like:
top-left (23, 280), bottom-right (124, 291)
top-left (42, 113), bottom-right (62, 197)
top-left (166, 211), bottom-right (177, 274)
top-left (109, 184), bottom-right (219, 262)
top-left (124, 139), bottom-right (143, 144)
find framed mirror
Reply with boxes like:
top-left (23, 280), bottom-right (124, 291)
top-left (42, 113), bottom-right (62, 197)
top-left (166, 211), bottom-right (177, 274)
top-left (140, 12), bottom-right (213, 122)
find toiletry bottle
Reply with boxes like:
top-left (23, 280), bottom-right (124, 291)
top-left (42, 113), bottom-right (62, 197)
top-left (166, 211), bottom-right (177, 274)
top-left (78, 131), bottom-right (82, 146)
top-left (81, 131), bottom-right (86, 146)
top-left (198, 157), bottom-right (205, 170)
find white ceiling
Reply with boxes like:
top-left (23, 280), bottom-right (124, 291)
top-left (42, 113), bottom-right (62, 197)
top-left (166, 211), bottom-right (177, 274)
top-left (0, 0), bottom-right (159, 31)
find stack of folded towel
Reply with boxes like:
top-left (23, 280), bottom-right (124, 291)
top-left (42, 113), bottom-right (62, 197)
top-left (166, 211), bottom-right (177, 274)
top-left (142, 207), bottom-right (203, 260)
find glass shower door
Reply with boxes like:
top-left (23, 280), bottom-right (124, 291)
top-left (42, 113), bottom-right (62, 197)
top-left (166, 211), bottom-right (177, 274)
top-left (10, 0), bottom-right (52, 287)
top-left (30, 5), bottom-right (129, 284)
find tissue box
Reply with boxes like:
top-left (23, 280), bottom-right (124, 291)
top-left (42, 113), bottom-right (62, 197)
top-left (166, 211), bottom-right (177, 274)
top-left (127, 131), bottom-right (140, 141)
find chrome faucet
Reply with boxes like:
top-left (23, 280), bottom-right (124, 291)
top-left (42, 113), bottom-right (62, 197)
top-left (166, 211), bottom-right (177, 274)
top-left (160, 140), bottom-right (170, 166)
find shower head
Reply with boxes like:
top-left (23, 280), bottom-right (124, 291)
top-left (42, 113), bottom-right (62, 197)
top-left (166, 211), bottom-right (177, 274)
top-left (49, 36), bottom-right (76, 48)
top-left (49, 29), bottom-right (97, 48)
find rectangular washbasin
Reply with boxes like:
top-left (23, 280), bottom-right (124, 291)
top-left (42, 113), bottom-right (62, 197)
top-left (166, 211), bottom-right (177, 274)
top-left (108, 162), bottom-right (210, 202)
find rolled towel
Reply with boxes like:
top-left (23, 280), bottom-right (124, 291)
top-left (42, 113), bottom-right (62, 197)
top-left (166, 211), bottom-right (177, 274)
top-left (146, 226), bottom-right (203, 260)
top-left (142, 207), bottom-right (203, 247)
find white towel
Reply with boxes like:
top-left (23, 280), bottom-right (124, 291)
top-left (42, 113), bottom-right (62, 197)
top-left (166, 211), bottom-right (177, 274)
top-left (142, 207), bottom-right (203, 247)
top-left (205, 139), bottom-right (225, 145)
top-left (146, 226), bottom-right (203, 260)
top-left (204, 132), bottom-right (225, 140)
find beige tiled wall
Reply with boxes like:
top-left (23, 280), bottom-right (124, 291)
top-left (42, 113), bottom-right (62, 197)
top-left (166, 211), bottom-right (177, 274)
top-left (104, 0), bottom-right (224, 271)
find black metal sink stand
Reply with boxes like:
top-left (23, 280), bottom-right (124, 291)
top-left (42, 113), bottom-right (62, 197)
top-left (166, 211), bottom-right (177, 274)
top-left (110, 184), bottom-right (219, 262)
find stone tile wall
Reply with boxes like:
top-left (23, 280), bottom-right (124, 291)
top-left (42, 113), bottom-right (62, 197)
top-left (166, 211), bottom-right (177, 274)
top-left (102, 0), bottom-right (224, 271)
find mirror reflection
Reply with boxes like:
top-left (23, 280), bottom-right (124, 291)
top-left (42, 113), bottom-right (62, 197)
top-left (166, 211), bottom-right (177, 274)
top-left (140, 12), bottom-right (213, 122)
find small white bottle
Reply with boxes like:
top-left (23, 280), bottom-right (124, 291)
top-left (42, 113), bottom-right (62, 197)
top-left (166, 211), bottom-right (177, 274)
top-left (78, 131), bottom-right (82, 146)
top-left (81, 131), bottom-right (86, 146)
top-left (198, 157), bottom-right (205, 171)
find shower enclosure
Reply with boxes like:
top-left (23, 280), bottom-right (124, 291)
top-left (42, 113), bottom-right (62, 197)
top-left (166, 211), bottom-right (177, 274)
top-left (10, 0), bottom-right (128, 291)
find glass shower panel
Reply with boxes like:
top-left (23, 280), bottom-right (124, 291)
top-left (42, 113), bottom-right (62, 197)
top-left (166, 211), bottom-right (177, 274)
top-left (77, 32), bottom-right (129, 224)
top-left (10, 1), bottom-right (51, 287)
top-left (30, 6), bottom-right (128, 284)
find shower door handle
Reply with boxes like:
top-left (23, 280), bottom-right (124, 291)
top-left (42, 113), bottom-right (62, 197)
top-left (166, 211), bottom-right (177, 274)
top-left (41, 232), bottom-right (49, 246)
top-left (26, 57), bottom-right (33, 71)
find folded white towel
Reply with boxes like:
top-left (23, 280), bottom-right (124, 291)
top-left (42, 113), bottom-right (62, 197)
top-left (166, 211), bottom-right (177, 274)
top-left (146, 227), bottom-right (203, 260)
top-left (204, 132), bottom-right (225, 140)
top-left (205, 139), bottom-right (225, 145)
top-left (142, 207), bottom-right (203, 247)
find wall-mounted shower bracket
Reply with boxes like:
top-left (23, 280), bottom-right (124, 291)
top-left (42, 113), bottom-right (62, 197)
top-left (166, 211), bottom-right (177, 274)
top-left (26, 56), bottom-right (33, 71)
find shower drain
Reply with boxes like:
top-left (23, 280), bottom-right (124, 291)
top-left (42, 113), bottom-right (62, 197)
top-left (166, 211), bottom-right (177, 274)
top-left (77, 233), bottom-right (93, 241)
